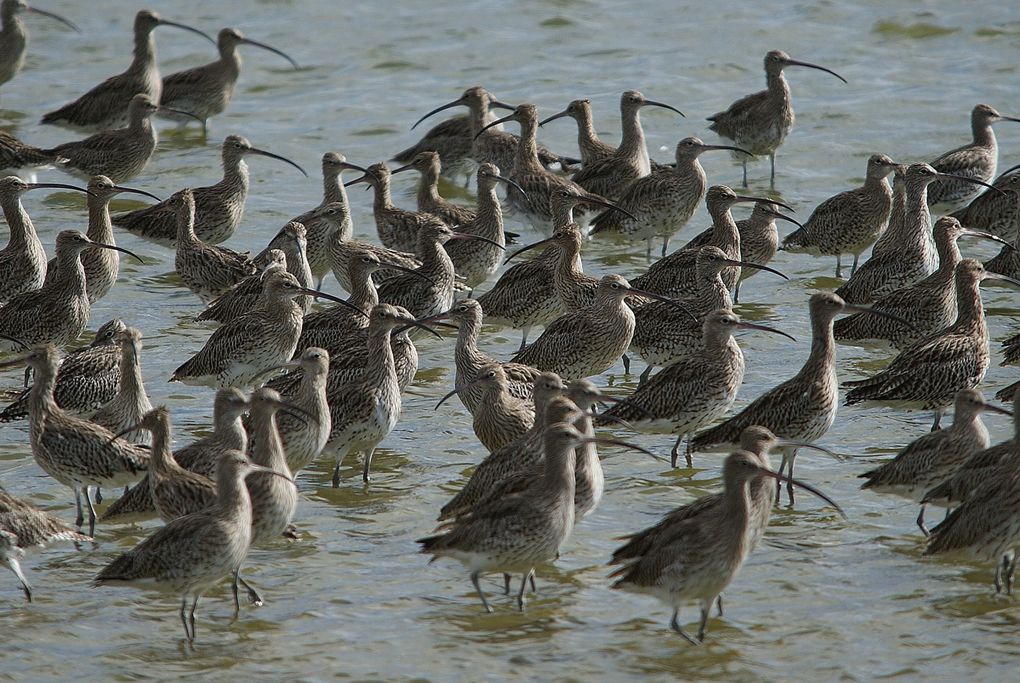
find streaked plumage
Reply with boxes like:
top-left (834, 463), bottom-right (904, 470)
top-left (114, 135), bottom-right (304, 247)
top-left (90, 326), bottom-right (152, 445)
top-left (0, 0), bottom-right (78, 90)
top-left (41, 9), bottom-right (213, 131)
top-left (781, 154), bottom-right (897, 277)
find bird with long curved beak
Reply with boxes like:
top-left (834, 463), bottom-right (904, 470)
top-left (599, 309), bottom-right (796, 466)
top-left (158, 27), bottom-right (301, 133)
top-left (1, 230), bottom-right (142, 352)
top-left (0, 0), bottom-right (79, 89)
top-left (609, 447), bottom-right (844, 644)
top-left (707, 49), bottom-right (847, 187)
top-left (411, 90), bottom-right (516, 132)
top-left (40, 9), bottom-right (215, 130)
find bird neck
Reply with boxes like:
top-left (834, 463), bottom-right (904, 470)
top-left (216, 414), bottom-right (248, 453)
top-left (416, 167), bottom-right (443, 207)
top-left (473, 183), bottom-right (503, 234)
top-left (932, 235), bottom-right (962, 278)
top-left (575, 111), bottom-right (601, 151)
top-left (696, 272), bottom-right (732, 312)
top-left (299, 367), bottom-right (327, 397)
top-left (86, 197), bottom-right (115, 244)
top-left (723, 475), bottom-right (754, 532)
top-left (28, 361), bottom-right (59, 416)
top-left (175, 211), bottom-right (200, 245)
top-left (455, 314), bottom-right (485, 365)
top-left (222, 156), bottom-right (249, 191)
top-left (766, 69), bottom-right (791, 105)
top-left (417, 236), bottom-right (455, 281)
top-left (904, 182), bottom-right (935, 249)
top-left (555, 240), bottom-right (584, 281)
top-left (542, 439), bottom-right (578, 497)
top-left (132, 27), bottom-right (157, 73)
top-left (371, 177), bottom-right (394, 211)
top-left (216, 465), bottom-right (254, 521)
top-left (972, 118), bottom-right (997, 149)
top-left (348, 269), bottom-right (379, 311)
top-left (323, 170), bottom-right (348, 205)
top-left (618, 108), bottom-right (649, 173)
top-left (54, 248), bottom-right (87, 295)
top-left (367, 327), bottom-right (397, 380)
top-left (514, 116), bottom-right (541, 172)
top-left (119, 344), bottom-right (146, 402)
top-left (953, 277), bottom-right (985, 332)
top-left (805, 312), bottom-right (836, 374)
top-left (252, 410), bottom-right (290, 473)
top-left (149, 422), bottom-right (178, 477)
top-left (864, 171), bottom-right (893, 198)
top-left (708, 207), bottom-right (741, 254)
top-left (0, 196), bottom-right (35, 246)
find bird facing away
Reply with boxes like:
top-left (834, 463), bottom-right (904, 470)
top-left (707, 49), bottom-right (847, 186)
top-left (41, 9), bottom-right (213, 130)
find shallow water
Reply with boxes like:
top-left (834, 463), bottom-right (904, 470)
top-left (2, 1), bottom-right (1020, 680)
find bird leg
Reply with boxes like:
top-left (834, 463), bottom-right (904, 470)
top-left (188, 596), bottom-right (199, 642)
top-left (834, 255), bottom-right (842, 279)
top-left (362, 448), bottom-right (375, 483)
top-left (180, 597), bottom-right (191, 641)
top-left (774, 452), bottom-right (788, 505)
top-left (697, 602), bottom-right (711, 643)
top-left (669, 608), bottom-right (699, 645)
top-left (95, 487), bottom-right (103, 504)
top-left (83, 486), bottom-right (98, 537)
top-left (518, 328), bottom-right (530, 353)
top-left (661, 235), bottom-right (670, 259)
top-left (716, 594), bottom-right (723, 617)
top-left (931, 409), bottom-right (944, 432)
top-left (741, 159), bottom-right (749, 189)
top-left (517, 570), bottom-right (533, 611)
top-left (785, 449), bottom-right (797, 505)
top-left (622, 354), bottom-right (632, 375)
top-left (769, 153), bottom-right (777, 188)
top-left (1008, 554), bottom-right (1017, 595)
top-left (74, 489), bottom-right (84, 530)
top-left (670, 434), bottom-right (684, 468)
top-left (645, 239), bottom-right (652, 263)
top-left (503, 573), bottom-right (512, 595)
top-left (471, 571), bottom-right (493, 613)
top-left (7, 556), bottom-right (32, 601)
top-left (916, 506), bottom-right (929, 536)
top-left (850, 253), bottom-right (860, 278)
top-left (733, 281), bottom-right (742, 304)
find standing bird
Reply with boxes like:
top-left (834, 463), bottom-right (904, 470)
top-left (420, 423), bottom-right (638, 613)
top-left (512, 275), bottom-right (694, 380)
top-left (597, 309), bottom-right (794, 466)
top-left (0, 318), bottom-right (126, 422)
top-left (325, 305), bottom-right (436, 484)
top-left (47, 94), bottom-right (201, 183)
top-left (844, 260), bottom-right (1019, 430)
top-left (0, 0), bottom-right (78, 90)
top-left (833, 217), bottom-right (1012, 349)
top-left (608, 450), bottom-right (843, 643)
top-left (927, 104), bottom-right (1020, 212)
top-left (41, 9), bottom-right (213, 130)
top-left (113, 135), bottom-right (306, 246)
top-left (781, 154), bottom-right (899, 277)
top-left (569, 90), bottom-right (685, 201)
top-left (590, 137), bottom-right (751, 259)
top-left (835, 163), bottom-right (998, 304)
top-left (707, 49), bottom-right (846, 186)
top-left (171, 270), bottom-right (355, 390)
top-left (0, 176), bottom-right (92, 304)
top-left (436, 363), bottom-right (535, 453)
top-left (0, 346), bottom-right (149, 537)
top-left (859, 389), bottom-right (1009, 534)
top-left (691, 293), bottom-right (909, 502)
top-left (0, 231), bottom-right (140, 351)
top-left (1, 485), bottom-right (90, 601)
top-left (171, 189), bottom-right (257, 302)
top-left (288, 153), bottom-right (366, 287)
top-left (42, 175), bottom-right (159, 303)
top-left (399, 85), bottom-right (515, 184)
top-left (540, 98), bottom-right (618, 165)
top-left (93, 450), bottom-right (291, 642)
top-left (631, 186), bottom-right (789, 297)
top-left (90, 326), bottom-right (152, 444)
top-left (344, 162), bottom-right (449, 253)
top-left (159, 27), bottom-right (299, 133)
top-left (196, 250), bottom-right (287, 325)
top-left (476, 104), bottom-right (607, 230)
